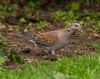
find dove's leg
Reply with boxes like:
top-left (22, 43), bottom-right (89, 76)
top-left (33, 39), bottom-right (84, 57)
top-left (51, 50), bottom-right (55, 55)
top-left (44, 50), bottom-right (55, 55)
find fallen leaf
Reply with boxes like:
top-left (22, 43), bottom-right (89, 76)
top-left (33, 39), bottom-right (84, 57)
top-left (0, 22), bottom-right (6, 30)
top-left (93, 33), bottom-right (100, 38)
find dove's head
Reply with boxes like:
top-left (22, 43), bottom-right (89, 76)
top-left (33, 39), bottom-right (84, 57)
top-left (66, 23), bottom-right (81, 37)
top-left (71, 23), bottom-right (81, 31)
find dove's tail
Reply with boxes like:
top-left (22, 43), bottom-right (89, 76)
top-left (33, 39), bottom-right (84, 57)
top-left (17, 26), bottom-right (37, 44)
top-left (12, 33), bottom-right (36, 45)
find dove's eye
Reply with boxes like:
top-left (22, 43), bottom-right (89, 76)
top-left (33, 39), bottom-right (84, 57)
top-left (67, 29), bottom-right (71, 32)
top-left (75, 25), bottom-right (78, 27)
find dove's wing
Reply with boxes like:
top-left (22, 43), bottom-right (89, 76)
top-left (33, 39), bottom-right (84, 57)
top-left (34, 31), bottom-right (58, 46)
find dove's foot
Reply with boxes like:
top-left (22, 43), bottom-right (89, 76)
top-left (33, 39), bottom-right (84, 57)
top-left (51, 50), bottom-right (55, 55)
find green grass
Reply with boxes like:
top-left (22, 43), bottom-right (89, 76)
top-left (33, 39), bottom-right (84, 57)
top-left (36, 20), bottom-right (52, 31)
top-left (0, 55), bottom-right (100, 79)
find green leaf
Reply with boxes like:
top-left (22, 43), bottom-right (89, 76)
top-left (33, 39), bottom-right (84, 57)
top-left (20, 18), bottom-right (27, 23)
top-left (52, 10), bottom-right (67, 20)
top-left (24, 28), bottom-right (28, 32)
top-left (15, 55), bottom-right (25, 64)
top-left (0, 34), bottom-right (7, 42)
top-left (67, 11), bottom-right (77, 20)
top-left (70, 2), bottom-right (80, 11)
top-left (91, 41), bottom-right (100, 49)
top-left (0, 49), bottom-right (5, 57)
top-left (8, 50), bottom-right (25, 64)
top-left (0, 56), bottom-right (5, 65)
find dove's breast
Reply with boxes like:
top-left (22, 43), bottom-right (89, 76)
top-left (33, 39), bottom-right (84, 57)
top-left (56, 30), bottom-right (69, 46)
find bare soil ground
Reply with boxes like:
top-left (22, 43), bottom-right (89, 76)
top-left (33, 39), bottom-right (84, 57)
top-left (0, 19), bottom-right (99, 63)
top-left (0, 4), bottom-right (100, 68)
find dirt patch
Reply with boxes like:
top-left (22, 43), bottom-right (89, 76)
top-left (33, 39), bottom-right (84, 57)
top-left (0, 4), bottom-right (100, 68)
top-left (1, 22), bottom-right (98, 63)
